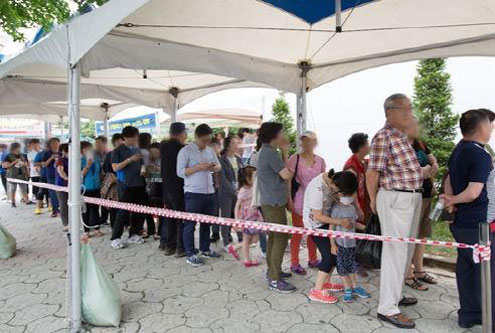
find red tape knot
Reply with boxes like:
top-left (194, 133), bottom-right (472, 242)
top-left (473, 243), bottom-right (491, 263)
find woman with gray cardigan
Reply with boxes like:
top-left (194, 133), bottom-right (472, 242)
top-left (219, 136), bottom-right (244, 259)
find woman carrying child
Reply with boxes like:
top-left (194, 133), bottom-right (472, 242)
top-left (303, 169), bottom-right (366, 303)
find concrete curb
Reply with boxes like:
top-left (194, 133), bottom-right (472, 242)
top-left (424, 253), bottom-right (456, 273)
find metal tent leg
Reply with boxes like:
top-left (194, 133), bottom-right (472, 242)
top-left (480, 222), bottom-right (492, 333)
top-left (68, 64), bottom-right (82, 333)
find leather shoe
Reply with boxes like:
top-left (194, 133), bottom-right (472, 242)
top-left (458, 322), bottom-right (474, 329)
top-left (163, 247), bottom-right (176, 256)
top-left (399, 297), bottom-right (417, 307)
top-left (458, 319), bottom-right (481, 329)
top-left (378, 313), bottom-right (415, 329)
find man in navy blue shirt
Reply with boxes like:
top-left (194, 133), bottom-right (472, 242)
top-left (41, 138), bottom-right (60, 217)
top-left (442, 109), bottom-right (495, 329)
top-left (0, 144), bottom-right (7, 199)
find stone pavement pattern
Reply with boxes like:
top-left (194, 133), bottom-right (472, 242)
top-left (0, 200), bottom-right (483, 332)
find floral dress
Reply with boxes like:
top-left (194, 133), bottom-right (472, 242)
top-left (237, 186), bottom-right (263, 234)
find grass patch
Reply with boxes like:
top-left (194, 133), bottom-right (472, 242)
top-left (425, 220), bottom-right (457, 258)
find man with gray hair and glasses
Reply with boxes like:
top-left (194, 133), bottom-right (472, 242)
top-left (366, 93), bottom-right (423, 329)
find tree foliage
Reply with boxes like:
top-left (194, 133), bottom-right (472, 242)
top-left (0, 0), bottom-right (108, 41)
top-left (413, 58), bottom-right (459, 189)
top-left (270, 93), bottom-right (297, 155)
top-left (80, 119), bottom-right (96, 140)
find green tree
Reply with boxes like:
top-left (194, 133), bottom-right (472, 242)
top-left (413, 58), bottom-right (459, 189)
top-left (80, 119), bottom-right (96, 140)
top-left (0, 0), bottom-right (108, 41)
top-left (271, 93), bottom-right (296, 155)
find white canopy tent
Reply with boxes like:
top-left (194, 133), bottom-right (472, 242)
top-left (0, 71), bottom-right (266, 123)
top-left (176, 107), bottom-right (262, 129)
top-left (1, 0), bottom-right (495, 331)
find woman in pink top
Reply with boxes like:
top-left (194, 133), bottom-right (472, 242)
top-left (287, 131), bottom-right (326, 275)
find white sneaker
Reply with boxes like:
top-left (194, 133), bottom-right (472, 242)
top-left (111, 239), bottom-right (125, 249)
top-left (128, 234), bottom-right (144, 244)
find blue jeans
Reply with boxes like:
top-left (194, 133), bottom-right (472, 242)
top-left (47, 177), bottom-right (59, 212)
top-left (183, 192), bottom-right (217, 257)
top-left (259, 232), bottom-right (267, 254)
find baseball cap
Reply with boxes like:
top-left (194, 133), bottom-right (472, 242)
top-left (170, 122), bottom-right (187, 136)
top-left (300, 130), bottom-right (317, 141)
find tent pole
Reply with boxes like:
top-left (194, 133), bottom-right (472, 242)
top-left (169, 87), bottom-right (179, 123)
top-left (155, 110), bottom-right (161, 138)
top-left (68, 63), bottom-right (82, 333)
top-left (480, 222), bottom-right (492, 333)
top-left (102, 103), bottom-right (109, 138)
top-left (43, 122), bottom-right (50, 140)
top-left (298, 61), bottom-right (310, 138)
top-left (296, 92), bottom-right (302, 151)
top-left (60, 116), bottom-right (64, 138)
top-left (335, 0), bottom-right (342, 32)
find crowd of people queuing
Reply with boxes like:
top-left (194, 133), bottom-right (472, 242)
top-left (1, 93), bottom-right (494, 330)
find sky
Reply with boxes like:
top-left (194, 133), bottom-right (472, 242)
top-left (2, 30), bottom-right (495, 169)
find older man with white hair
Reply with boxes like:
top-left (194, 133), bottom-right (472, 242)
top-left (366, 93), bottom-right (423, 329)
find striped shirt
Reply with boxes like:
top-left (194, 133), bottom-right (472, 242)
top-left (368, 122), bottom-right (423, 190)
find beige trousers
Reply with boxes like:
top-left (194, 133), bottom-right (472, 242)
top-left (377, 189), bottom-right (422, 316)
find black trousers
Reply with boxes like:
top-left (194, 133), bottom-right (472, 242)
top-left (30, 176), bottom-right (40, 197)
top-left (0, 173), bottom-right (6, 195)
top-left (82, 190), bottom-right (101, 232)
top-left (111, 186), bottom-right (149, 240)
top-left (160, 190), bottom-right (184, 251)
top-left (311, 234), bottom-right (337, 274)
top-left (451, 224), bottom-right (495, 326)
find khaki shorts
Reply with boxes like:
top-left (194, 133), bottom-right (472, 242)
top-left (418, 197), bottom-right (433, 238)
top-left (8, 182), bottom-right (28, 196)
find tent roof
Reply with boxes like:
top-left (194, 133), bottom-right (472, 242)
top-left (1, 0), bottom-right (495, 95)
top-left (177, 107), bottom-right (262, 128)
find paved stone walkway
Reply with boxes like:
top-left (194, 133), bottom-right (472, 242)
top-left (0, 199), bottom-right (483, 332)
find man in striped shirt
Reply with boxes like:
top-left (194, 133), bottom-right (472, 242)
top-left (366, 93), bottom-right (423, 329)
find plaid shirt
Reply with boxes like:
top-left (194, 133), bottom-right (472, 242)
top-left (369, 122), bottom-right (423, 190)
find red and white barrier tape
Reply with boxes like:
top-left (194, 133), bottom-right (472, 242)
top-left (8, 178), bottom-right (491, 262)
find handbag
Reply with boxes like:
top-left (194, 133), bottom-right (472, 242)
top-left (356, 213), bottom-right (382, 269)
top-left (291, 154), bottom-right (300, 200)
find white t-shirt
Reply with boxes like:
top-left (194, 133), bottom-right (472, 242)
top-left (303, 174), bottom-right (326, 229)
top-left (242, 134), bottom-right (256, 159)
top-left (27, 150), bottom-right (40, 177)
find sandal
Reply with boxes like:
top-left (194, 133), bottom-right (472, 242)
top-left (414, 271), bottom-right (438, 284)
top-left (405, 278), bottom-right (429, 291)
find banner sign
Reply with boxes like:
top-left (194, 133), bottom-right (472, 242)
top-left (0, 118), bottom-right (44, 139)
top-left (95, 113), bottom-right (157, 136)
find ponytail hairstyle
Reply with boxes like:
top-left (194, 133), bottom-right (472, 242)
top-left (238, 166), bottom-right (256, 190)
top-left (330, 170), bottom-right (358, 196)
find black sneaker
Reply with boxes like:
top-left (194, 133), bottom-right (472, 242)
top-left (201, 250), bottom-right (221, 259)
top-left (268, 279), bottom-right (296, 293)
top-left (11, 203), bottom-right (16, 208)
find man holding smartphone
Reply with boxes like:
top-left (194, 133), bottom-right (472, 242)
top-left (177, 124), bottom-right (222, 267)
top-left (110, 126), bottom-right (148, 249)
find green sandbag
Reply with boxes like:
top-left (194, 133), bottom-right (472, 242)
top-left (0, 223), bottom-right (16, 259)
top-left (80, 244), bottom-right (121, 327)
